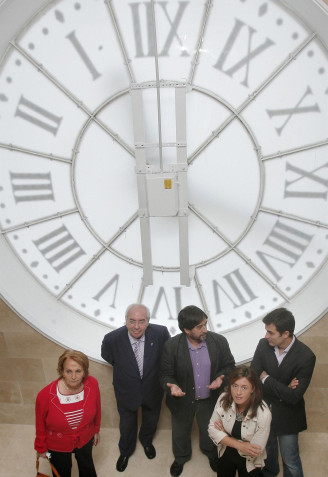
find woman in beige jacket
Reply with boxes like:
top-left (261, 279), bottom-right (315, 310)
top-left (208, 365), bottom-right (271, 477)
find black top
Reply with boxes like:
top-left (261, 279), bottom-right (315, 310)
top-left (231, 419), bottom-right (242, 440)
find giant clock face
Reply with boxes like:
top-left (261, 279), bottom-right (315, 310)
top-left (0, 0), bottom-right (328, 362)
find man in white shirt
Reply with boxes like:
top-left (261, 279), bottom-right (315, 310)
top-left (101, 303), bottom-right (170, 472)
top-left (251, 308), bottom-right (316, 477)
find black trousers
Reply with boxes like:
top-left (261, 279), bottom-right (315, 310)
top-left (49, 437), bottom-right (97, 477)
top-left (118, 401), bottom-right (162, 456)
top-left (172, 398), bottom-right (217, 465)
top-left (217, 447), bottom-right (263, 477)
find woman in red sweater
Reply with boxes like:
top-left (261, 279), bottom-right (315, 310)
top-left (35, 350), bottom-right (101, 477)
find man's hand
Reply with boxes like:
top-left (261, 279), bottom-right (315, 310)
top-left (260, 370), bottom-right (268, 381)
top-left (288, 377), bottom-right (299, 389)
top-left (166, 383), bottom-right (186, 397)
top-left (207, 374), bottom-right (225, 390)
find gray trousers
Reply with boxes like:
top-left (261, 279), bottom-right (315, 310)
top-left (171, 398), bottom-right (217, 464)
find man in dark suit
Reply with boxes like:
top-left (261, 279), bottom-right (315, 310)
top-left (160, 305), bottom-right (235, 477)
top-left (101, 303), bottom-right (170, 472)
top-left (251, 308), bottom-right (316, 477)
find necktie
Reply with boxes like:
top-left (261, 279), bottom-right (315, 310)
top-left (133, 340), bottom-right (143, 378)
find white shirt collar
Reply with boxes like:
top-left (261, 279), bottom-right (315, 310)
top-left (128, 333), bottom-right (145, 345)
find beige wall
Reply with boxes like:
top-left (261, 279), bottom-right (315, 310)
top-left (0, 298), bottom-right (327, 436)
top-left (0, 299), bottom-right (174, 429)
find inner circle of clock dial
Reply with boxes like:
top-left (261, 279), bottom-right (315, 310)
top-left (0, 0), bottom-right (328, 339)
top-left (73, 88), bottom-right (261, 269)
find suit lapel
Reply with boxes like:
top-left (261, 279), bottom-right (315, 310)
top-left (181, 334), bottom-right (195, 377)
top-left (122, 327), bottom-right (141, 377)
top-left (266, 337), bottom-right (300, 381)
top-left (277, 337), bottom-right (300, 372)
top-left (263, 339), bottom-right (280, 373)
top-left (206, 333), bottom-right (216, 376)
top-left (143, 326), bottom-right (155, 377)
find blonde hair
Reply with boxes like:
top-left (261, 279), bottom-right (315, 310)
top-left (57, 349), bottom-right (89, 378)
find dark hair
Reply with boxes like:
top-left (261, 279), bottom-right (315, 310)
top-left (57, 349), bottom-right (89, 378)
top-left (178, 305), bottom-right (207, 332)
top-left (221, 365), bottom-right (263, 418)
top-left (262, 307), bottom-right (295, 337)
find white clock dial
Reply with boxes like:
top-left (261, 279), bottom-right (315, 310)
top-left (0, 0), bottom-right (327, 362)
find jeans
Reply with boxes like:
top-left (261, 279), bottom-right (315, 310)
top-left (263, 428), bottom-right (304, 477)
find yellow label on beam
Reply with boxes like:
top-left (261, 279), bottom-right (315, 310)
top-left (164, 179), bottom-right (172, 189)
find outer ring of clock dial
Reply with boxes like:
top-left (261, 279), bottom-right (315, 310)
top-left (0, 0), bottom-right (328, 364)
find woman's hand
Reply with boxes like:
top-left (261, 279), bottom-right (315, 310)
top-left (36, 452), bottom-right (47, 459)
top-left (214, 419), bottom-right (225, 432)
top-left (238, 441), bottom-right (262, 458)
top-left (93, 433), bottom-right (100, 446)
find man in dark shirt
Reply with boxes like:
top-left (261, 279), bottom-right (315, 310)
top-left (160, 305), bottom-right (235, 477)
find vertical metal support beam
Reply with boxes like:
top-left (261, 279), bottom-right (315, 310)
top-left (176, 86), bottom-right (187, 163)
top-left (139, 215), bottom-right (153, 285)
top-left (176, 86), bottom-right (190, 286)
top-left (150, 0), bottom-right (163, 170)
top-left (179, 211), bottom-right (190, 285)
top-left (131, 88), bottom-right (153, 285)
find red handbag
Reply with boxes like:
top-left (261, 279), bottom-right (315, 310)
top-left (36, 457), bottom-right (60, 477)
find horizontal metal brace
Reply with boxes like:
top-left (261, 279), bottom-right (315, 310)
top-left (131, 80), bottom-right (187, 90)
top-left (135, 164), bottom-right (188, 174)
top-left (134, 142), bottom-right (159, 149)
top-left (134, 141), bottom-right (187, 149)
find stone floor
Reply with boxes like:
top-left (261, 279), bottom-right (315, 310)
top-left (0, 423), bottom-right (327, 477)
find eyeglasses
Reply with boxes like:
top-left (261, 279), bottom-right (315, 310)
top-left (231, 384), bottom-right (250, 392)
top-left (127, 319), bottom-right (148, 326)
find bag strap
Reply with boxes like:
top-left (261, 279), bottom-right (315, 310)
top-left (36, 457), bottom-right (61, 477)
